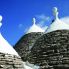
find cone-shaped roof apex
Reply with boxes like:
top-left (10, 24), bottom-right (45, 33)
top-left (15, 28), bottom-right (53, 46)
top-left (46, 7), bottom-right (69, 33)
top-left (26, 18), bottom-right (45, 34)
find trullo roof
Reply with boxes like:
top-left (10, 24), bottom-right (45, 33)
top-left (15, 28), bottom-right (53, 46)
top-left (27, 18), bottom-right (45, 34)
top-left (0, 15), bottom-right (19, 56)
top-left (46, 7), bottom-right (69, 33)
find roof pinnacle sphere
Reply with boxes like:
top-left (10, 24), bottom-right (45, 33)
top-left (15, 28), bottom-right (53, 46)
top-left (53, 7), bottom-right (59, 19)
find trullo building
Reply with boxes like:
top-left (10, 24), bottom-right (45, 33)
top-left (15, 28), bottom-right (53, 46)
top-left (27, 7), bottom-right (69, 69)
top-left (14, 18), bottom-right (45, 62)
top-left (0, 16), bottom-right (25, 69)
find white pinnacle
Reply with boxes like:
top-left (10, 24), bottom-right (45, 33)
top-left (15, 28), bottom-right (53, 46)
top-left (0, 15), bottom-right (2, 28)
top-left (53, 7), bottom-right (59, 19)
top-left (0, 15), bottom-right (19, 56)
top-left (26, 18), bottom-right (45, 34)
top-left (46, 7), bottom-right (69, 33)
top-left (33, 18), bottom-right (36, 25)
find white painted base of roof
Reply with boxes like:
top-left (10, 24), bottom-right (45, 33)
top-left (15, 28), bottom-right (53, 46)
top-left (46, 18), bottom-right (69, 33)
top-left (0, 33), bottom-right (19, 56)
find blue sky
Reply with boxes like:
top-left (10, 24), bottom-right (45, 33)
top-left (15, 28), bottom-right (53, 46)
top-left (0, 0), bottom-right (69, 46)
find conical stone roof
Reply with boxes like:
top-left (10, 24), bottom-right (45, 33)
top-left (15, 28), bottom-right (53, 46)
top-left (27, 18), bottom-right (45, 34)
top-left (0, 16), bottom-right (19, 56)
top-left (46, 7), bottom-right (69, 33)
top-left (14, 32), bottom-right (44, 62)
top-left (0, 15), bottom-right (25, 69)
top-left (14, 18), bottom-right (45, 62)
top-left (0, 33), bottom-right (19, 56)
top-left (29, 30), bottom-right (69, 69)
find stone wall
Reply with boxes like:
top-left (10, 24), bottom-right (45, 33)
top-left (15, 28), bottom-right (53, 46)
top-left (14, 32), bottom-right (43, 61)
top-left (28, 30), bottom-right (69, 69)
top-left (0, 52), bottom-right (24, 69)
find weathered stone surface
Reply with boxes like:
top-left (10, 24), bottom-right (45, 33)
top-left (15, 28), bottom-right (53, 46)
top-left (0, 52), bottom-right (24, 69)
top-left (14, 32), bottom-right (43, 61)
top-left (28, 30), bottom-right (69, 69)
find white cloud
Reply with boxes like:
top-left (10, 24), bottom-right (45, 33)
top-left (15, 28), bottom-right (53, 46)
top-left (18, 23), bottom-right (23, 28)
top-left (24, 28), bottom-right (29, 33)
top-left (35, 14), bottom-right (50, 31)
top-left (60, 16), bottom-right (69, 25)
top-left (42, 26), bottom-right (48, 31)
top-left (24, 14), bottom-right (50, 33)
top-left (36, 14), bottom-right (50, 21)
